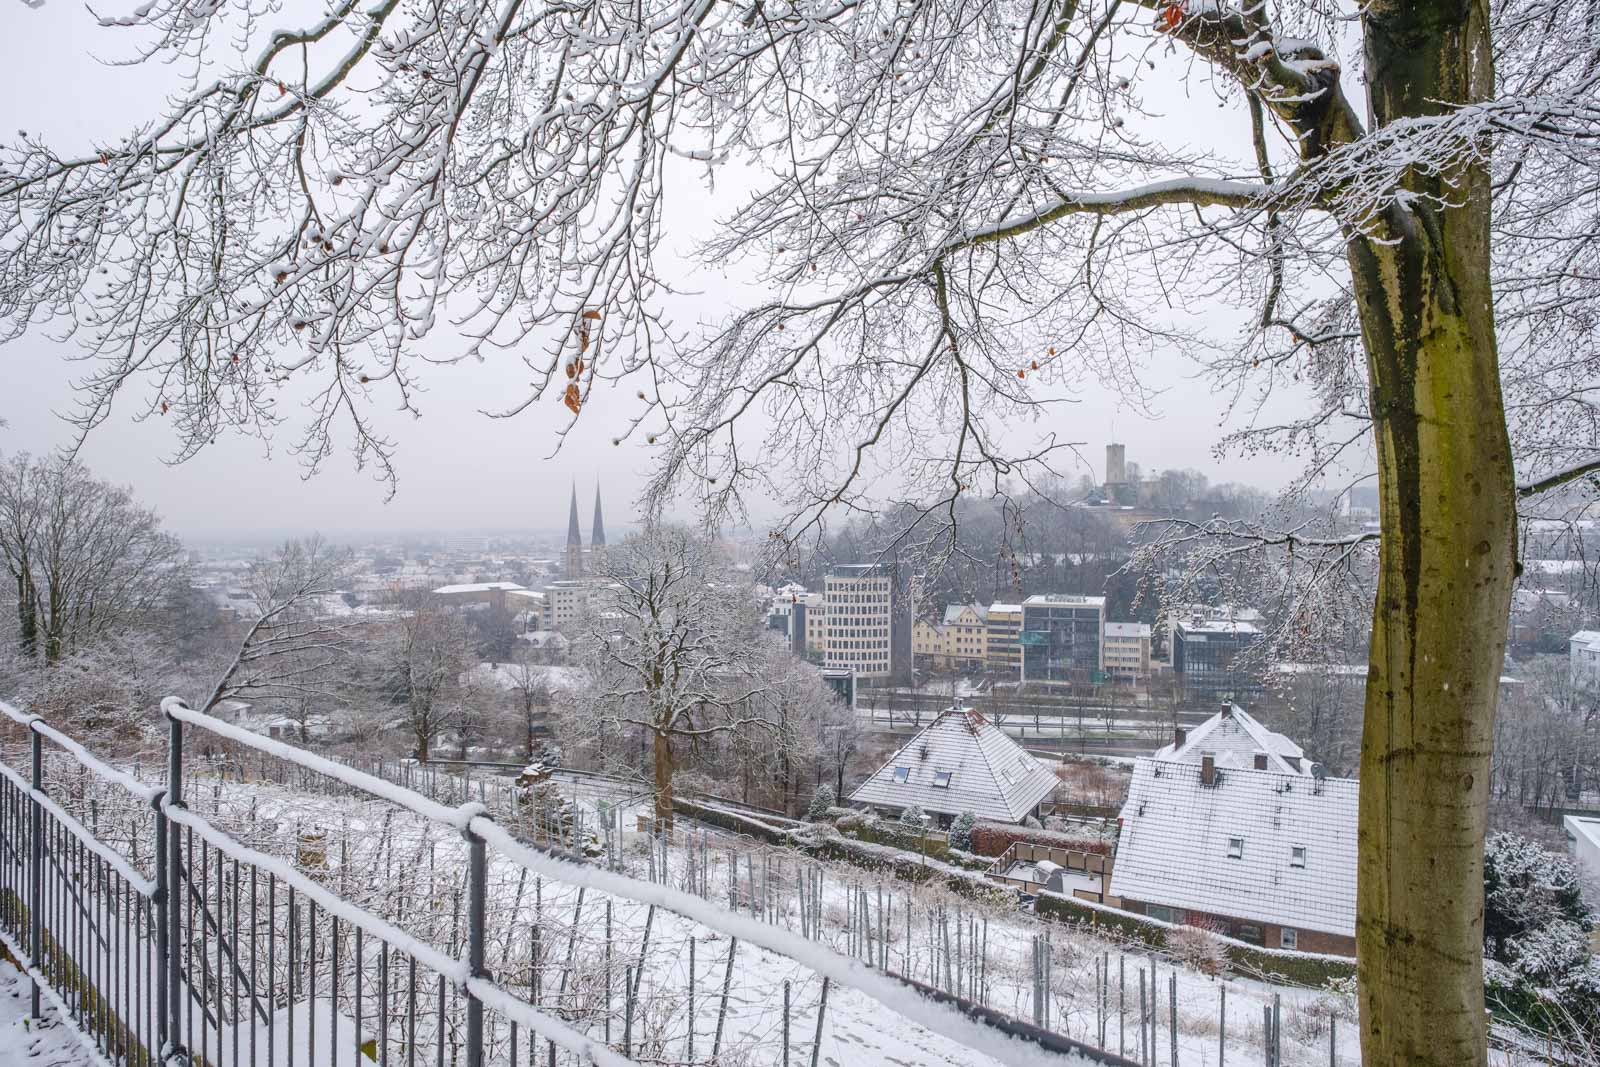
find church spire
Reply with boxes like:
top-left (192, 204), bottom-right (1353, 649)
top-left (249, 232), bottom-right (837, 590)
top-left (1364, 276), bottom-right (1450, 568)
top-left (590, 484), bottom-right (607, 573)
top-left (564, 482), bottom-right (583, 580)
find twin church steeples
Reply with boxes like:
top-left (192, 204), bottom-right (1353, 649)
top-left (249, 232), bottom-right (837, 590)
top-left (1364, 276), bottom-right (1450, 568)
top-left (564, 483), bottom-right (606, 579)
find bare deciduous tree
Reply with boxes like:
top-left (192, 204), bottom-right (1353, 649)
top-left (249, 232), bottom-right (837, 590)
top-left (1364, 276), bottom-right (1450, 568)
top-left (568, 525), bottom-right (769, 829)
top-left (0, 453), bottom-right (185, 664)
top-left (204, 535), bottom-right (361, 714)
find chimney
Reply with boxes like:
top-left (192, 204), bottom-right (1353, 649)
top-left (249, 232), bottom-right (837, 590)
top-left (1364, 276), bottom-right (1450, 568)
top-left (1201, 752), bottom-right (1216, 786)
top-left (1174, 726), bottom-right (1188, 748)
top-left (1220, 702), bottom-right (1234, 718)
top-left (1253, 752), bottom-right (1268, 771)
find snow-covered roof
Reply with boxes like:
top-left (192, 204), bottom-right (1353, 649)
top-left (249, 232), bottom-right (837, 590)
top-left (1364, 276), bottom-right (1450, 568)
top-left (1104, 622), bottom-right (1150, 638)
top-left (1571, 630), bottom-right (1600, 650)
top-left (506, 589), bottom-right (546, 601)
top-left (988, 603), bottom-right (1022, 614)
top-left (434, 581), bottom-right (527, 595)
top-left (942, 603), bottom-right (985, 625)
top-left (1023, 594), bottom-right (1105, 607)
top-left (516, 630), bottom-right (569, 650)
top-left (848, 707), bottom-right (1057, 823)
top-left (1110, 758), bottom-right (1358, 937)
top-left (467, 662), bottom-right (581, 691)
top-left (1155, 703), bottom-right (1308, 775)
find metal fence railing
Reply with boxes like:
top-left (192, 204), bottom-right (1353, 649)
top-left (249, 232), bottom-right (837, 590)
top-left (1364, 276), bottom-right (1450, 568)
top-left (0, 701), bottom-right (164, 1067)
top-left (0, 697), bottom-right (1137, 1067)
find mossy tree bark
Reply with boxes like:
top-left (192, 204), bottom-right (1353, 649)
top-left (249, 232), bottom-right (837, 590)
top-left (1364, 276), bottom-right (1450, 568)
top-left (1153, 0), bottom-right (1510, 1059)
top-left (1349, 2), bottom-right (1511, 1064)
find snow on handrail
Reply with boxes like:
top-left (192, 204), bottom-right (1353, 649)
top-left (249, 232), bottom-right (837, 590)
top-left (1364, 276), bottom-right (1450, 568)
top-left (0, 761), bottom-right (157, 896)
top-left (0, 698), bottom-right (161, 803)
top-left (161, 803), bottom-right (630, 1066)
top-left (161, 697), bottom-right (483, 829)
top-left (161, 696), bottom-right (1098, 1066)
top-left (468, 817), bottom-right (1090, 1067)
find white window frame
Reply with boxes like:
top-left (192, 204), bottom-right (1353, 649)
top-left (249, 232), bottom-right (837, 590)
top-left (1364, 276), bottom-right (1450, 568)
top-left (1280, 928), bottom-right (1298, 950)
top-left (1227, 837), bottom-right (1245, 859)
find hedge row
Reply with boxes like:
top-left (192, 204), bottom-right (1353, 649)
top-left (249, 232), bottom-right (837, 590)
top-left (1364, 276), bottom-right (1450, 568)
top-left (1035, 892), bottom-right (1356, 988)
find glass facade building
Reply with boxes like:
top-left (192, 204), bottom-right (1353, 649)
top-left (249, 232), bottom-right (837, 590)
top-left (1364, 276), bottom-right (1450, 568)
top-left (1019, 594), bottom-right (1106, 685)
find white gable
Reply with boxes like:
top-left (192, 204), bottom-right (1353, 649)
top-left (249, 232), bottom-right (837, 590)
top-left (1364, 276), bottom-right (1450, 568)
top-left (1156, 704), bottom-right (1309, 775)
top-left (1110, 759), bottom-right (1358, 936)
top-left (848, 708), bottom-right (1057, 823)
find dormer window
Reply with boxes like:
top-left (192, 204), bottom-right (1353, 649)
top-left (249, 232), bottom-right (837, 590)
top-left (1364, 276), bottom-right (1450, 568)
top-left (892, 766), bottom-right (910, 783)
top-left (932, 771), bottom-right (952, 789)
top-left (1227, 837), bottom-right (1245, 859)
top-left (1290, 846), bottom-right (1307, 868)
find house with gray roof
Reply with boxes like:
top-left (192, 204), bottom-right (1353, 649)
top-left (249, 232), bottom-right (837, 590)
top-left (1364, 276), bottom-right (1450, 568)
top-left (1109, 756), bottom-right (1358, 955)
top-left (848, 707), bottom-right (1057, 825)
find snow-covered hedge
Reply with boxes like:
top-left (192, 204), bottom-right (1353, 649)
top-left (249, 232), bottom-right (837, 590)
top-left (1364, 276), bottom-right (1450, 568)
top-left (1034, 891), bottom-right (1356, 988)
top-left (969, 819), bottom-right (1114, 858)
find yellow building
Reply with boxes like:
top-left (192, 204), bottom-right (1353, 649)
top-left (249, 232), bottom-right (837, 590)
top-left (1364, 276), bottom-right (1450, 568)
top-left (986, 602), bottom-right (1023, 677)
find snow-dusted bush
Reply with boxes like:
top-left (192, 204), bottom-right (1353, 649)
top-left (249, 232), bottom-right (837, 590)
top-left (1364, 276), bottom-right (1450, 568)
top-left (806, 784), bottom-right (836, 821)
top-left (1481, 833), bottom-right (1600, 1040)
top-left (948, 811), bottom-right (977, 852)
top-left (1167, 922), bottom-right (1228, 977)
top-left (898, 805), bottom-right (927, 831)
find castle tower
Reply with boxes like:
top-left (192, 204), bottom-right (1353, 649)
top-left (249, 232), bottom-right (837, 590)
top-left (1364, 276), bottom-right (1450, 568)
top-left (590, 484), bottom-right (607, 574)
top-left (564, 483), bottom-right (583, 580)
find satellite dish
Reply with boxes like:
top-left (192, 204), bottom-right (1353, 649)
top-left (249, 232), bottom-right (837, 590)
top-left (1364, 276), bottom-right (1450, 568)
top-left (1310, 763), bottom-right (1328, 780)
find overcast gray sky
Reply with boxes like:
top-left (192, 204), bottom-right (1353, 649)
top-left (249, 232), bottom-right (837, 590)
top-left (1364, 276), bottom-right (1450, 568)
top-left (0, 2), bottom-right (1346, 541)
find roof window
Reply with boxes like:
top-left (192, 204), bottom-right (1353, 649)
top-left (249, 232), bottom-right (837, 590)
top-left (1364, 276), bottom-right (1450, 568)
top-left (1227, 837), bottom-right (1245, 859)
top-left (932, 771), bottom-right (953, 789)
top-left (892, 766), bottom-right (910, 784)
top-left (1290, 845), bottom-right (1307, 868)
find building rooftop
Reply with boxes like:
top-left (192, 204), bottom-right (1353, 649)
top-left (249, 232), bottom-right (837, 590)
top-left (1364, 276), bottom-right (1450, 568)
top-left (942, 603), bottom-right (986, 625)
top-left (1110, 758), bottom-right (1359, 937)
top-left (434, 582), bottom-right (527, 595)
top-left (828, 563), bottom-right (889, 578)
top-left (1022, 594), bottom-right (1106, 607)
top-left (988, 603), bottom-right (1023, 614)
top-left (1104, 622), bottom-right (1151, 638)
top-left (848, 707), bottom-right (1058, 823)
top-left (1156, 703), bottom-right (1309, 775)
top-left (1571, 630), bottom-right (1600, 649)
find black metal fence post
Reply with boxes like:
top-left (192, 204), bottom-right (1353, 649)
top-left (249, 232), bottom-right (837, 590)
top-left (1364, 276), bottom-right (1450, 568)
top-left (28, 718), bottom-right (43, 1019)
top-left (166, 704), bottom-right (185, 1058)
top-left (464, 818), bottom-right (487, 1067)
top-left (152, 788), bottom-right (170, 1058)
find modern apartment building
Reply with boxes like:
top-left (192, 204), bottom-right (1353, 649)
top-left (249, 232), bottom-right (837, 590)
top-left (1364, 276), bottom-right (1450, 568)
top-left (985, 603), bottom-right (1023, 676)
top-left (768, 584), bottom-right (826, 659)
top-left (1019, 594), bottom-right (1106, 685)
top-left (1103, 621), bottom-right (1152, 679)
top-left (823, 564), bottom-right (895, 681)
top-left (546, 579), bottom-right (595, 629)
top-left (1170, 607), bottom-right (1263, 693)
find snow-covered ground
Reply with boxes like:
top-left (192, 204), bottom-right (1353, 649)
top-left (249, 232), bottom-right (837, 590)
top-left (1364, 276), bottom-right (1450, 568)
top-left (14, 749), bottom-right (1575, 1067)
top-left (0, 960), bottom-right (100, 1067)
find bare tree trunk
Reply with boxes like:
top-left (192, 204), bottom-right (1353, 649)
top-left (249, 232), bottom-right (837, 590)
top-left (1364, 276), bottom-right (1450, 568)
top-left (1353, 3), bottom-right (1509, 1063)
top-left (652, 728), bottom-right (675, 831)
top-left (415, 713), bottom-right (431, 761)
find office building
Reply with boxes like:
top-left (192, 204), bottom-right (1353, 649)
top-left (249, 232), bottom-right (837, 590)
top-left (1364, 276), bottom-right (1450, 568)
top-left (823, 564), bottom-right (895, 682)
top-left (1019, 594), bottom-right (1106, 685)
top-left (1103, 621), bottom-right (1152, 679)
